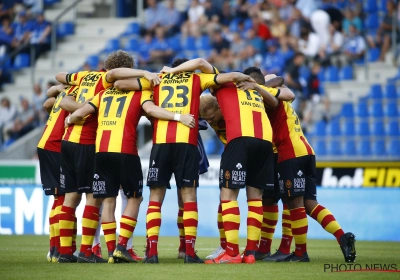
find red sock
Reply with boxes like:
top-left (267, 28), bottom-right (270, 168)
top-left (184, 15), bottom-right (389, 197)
top-left (217, 203), bottom-right (226, 249)
top-left (183, 202), bottom-right (198, 257)
top-left (278, 203), bottom-right (293, 254)
top-left (80, 205), bottom-right (100, 257)
top-left (59, 206), bottom-right (75, 256)
top-left (177, 207), bottom-right (185, 252)
top-left (146, 201), bottom-right (162, 257)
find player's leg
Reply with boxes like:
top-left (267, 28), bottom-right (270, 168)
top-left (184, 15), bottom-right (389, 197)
top-left (176, 189), bottom-right (185, 258)
top-left (256, 197), bottom-right (278, 260)
top-left (205, 201), bottom-right (226, 260)
top-left (92, 204), bottom-right (103, 258)
top-left (304, 156), bottom-right (356, 263)
top-left (53, 194), bottom-right (65, 262)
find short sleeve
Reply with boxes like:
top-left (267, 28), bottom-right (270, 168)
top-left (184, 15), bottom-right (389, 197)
top-left (88, 91), bottom-right (101, 112)
top-left (140, 90), bottom-right (154, 105)
top-left (259, 85), bottom-right (280, 97)
top-left (197, 73), bottom-right (219, 91)
top-left (66, 71), bottom-right (90, 86)
top-left (138, 77), bottom-right (152, 90)
top-left (67, 86), bottom-right (79, 98)
top-left (102, 72), bottom-right (114, 88)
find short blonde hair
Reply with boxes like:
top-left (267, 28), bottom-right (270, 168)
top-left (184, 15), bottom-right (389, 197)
top-left (200, 95), bottom-right (219, 117)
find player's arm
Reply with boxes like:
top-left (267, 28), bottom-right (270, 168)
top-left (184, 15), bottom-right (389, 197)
top-left (59, 96), bottom-right (92, 113)
top-left (215, 72), bottom-right (255, 84)
top-left (161, 58), bottom-right (216, 74)
top-left (65, 103), bottom-right (95, 127)
top-left (236, 82), bottom-right (278, 109)
top-left (55, 72), bottom-right (68, 84)
top-left (142, 101), bottom-right (195, 128)
top-left (114, 79), bottom-right (141, 91)
top-left (43, 97), bottom-right (55, 114)
top-left (46, 84), bottom-right (67, 98)
top-left (265, 74), bottom-right (295, 101)
top-left (106, 68), bottom-right (161, 86)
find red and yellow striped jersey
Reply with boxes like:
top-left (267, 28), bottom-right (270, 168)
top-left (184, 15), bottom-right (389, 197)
top-left (210, 120), bottom-right (227, 145)
top-left (62, 70), bottom-right (113, 144)
top-left (139, 72), bottom-right (219, 146)
top-left (215, 82), bottom-right (279, 144)
top-left (266, 100), bottom-right (314, 163)
top-left (37, 86), bottom-right (78, 152)
top-left (89, 86), bottom-right (152, 155)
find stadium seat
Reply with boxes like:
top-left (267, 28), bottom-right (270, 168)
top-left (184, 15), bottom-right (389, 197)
top-left (327, 119), bottom-right (341, 136)
top-left (329, 140), bottom-right (342, 155)
top-left (340, 103), bottom-right (354, 118)
top-left (344, 140), bottom-right (357, 156)
top-left (340, 65), bottom-right (353, 80)
top-left (359, 139), bottom-right (372, 156)
top-left (370, 84), bottom-right (383, 99)
top-left (123, 22), bottom-right (140, 36)
top-left (385, 103), bottom-right (398, 117)
top-left (86, 55), bottom-right (99, 69)
top-left (364, 0), bottom-right (378, 12)
top-left (104, 38), bottom-right (120, 53)
top-left (57, 21), bottom-right (75, 37)
top-left (325, 66), bottom-right (339, 82)
top-left (229, 18), bottom-right (240, 32)
top-left (372, 120), bottom-right (385, 136)
top-left (388, 139), bottom-right (400, 156)
top-left (371, 102), bottom-right (384, 117)
top-left (313, 120), bottom-right (326, 136)
top-left (378, 0), bottom-right (388, 12)
top-left (317, 67), bottom-right (325, 82)
top-left (356, 101), bottom-right (369, 117)
top-left (13, 53), bottom-right (30, 69)
top-left (244, 18), bottom-right (253, 30)
top-left (364, 14), bottom-right (379, 29)
top-left (367, 48), bottom-right (380, 62)
top-left (183, 36), bottom-right (197, 51)
top-left (358, 121), bottom-right (370, 136)
top-left (385, 83), bottom-right (397, 98)
top-left (372, 140), bottom-right (386, 156)
top-left (168, 35), bottom-right (182, 52)
top-left (387, 120), bottom-right (399, 136)
top-left (344, 120), bottom-right (356, 136)
top-left (314, 140), bottom-right (327, 156)
top-left (125, 38), bottom-right (139, 52)
top-left (199, 35), bottom-right (211, 51)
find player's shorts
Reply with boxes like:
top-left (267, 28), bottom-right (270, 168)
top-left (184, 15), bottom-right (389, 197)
top-left (37, 148), bottom-right (63, 196)
top-left (277, 155), bottom-right (317, 200)
top-left (262, 153), bottom-right (280, 203)
top-left (219, 137), bottom-right (274, 190)
top-left (147, 143), bottom-right (199, 189)
top-left (60, 141), bottom-right (95, 194)
top-left (92, 152), bottom-right (143, 199)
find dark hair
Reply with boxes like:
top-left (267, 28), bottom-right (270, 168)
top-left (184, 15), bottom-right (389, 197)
top-left (171, 58), bottom-right (189, 67)
top-left (104, 50), bottom-right (134, 70)
top-left (243, 67), bottom-right (264, 84)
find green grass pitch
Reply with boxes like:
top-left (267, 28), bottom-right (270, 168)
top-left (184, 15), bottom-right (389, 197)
top-left (0, 236), bottom-right (399, 280)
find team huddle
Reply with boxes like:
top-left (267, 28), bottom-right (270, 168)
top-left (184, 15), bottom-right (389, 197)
top-left (37, 50), bottom-right (356, 264)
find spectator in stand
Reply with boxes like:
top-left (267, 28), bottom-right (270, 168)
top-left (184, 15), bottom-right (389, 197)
top-left (0, 97), bottom-right (17, 144)
top-left (138, 32), bottom-right (153, 67)
top-left (230, 32), bottom-right (246, 69)
top-left (209, 29), bottom-right (231, 69)
top-left (234, 0), bottom-right (250, 22)
top-left (4, 97), bottom-right (35, 142)
top-left (31, 83), bottom-right (46, 124)
top-left (367, 0), bottom-right (398, 62)
top-left (263, 40), bottom-right (285, 75)
top-left (342, 9), bottom-right (362, 35)
top-left (270, 13), bottom-right (287, 39)
top-left (257, 0), bottom-right (276, 22)
top-left (343, 24), bottom-right (366, 65)
top-left (204, 0), bottom-right (220, 20)
top-left (296, 25), bottom-right (320, 59)
top-left (143, 0), bottom-right (163, 34)
top-left (240, 44), bottom-right (263, 70)
top-left (0, 16), bottom-right (14, 52)
top-left (149, 27), bottom-right (173, 65)
top-left (219, 1), bottom-right (233, 26)
top-left (318, 24), bottom-right (344, 67)
top-left (187, 0), bottom-right (205, 24)
top-left (30, 11), bottom-right (51, 61)
top-left (251, 14), bottom-right (271, 41)
top-left (279, 0), bottom-right (294, 24)
top-left (246, 28), bottom-right (265, 54)
top-left (160, 0), bottom-right (181, 37)
top-left (288, 8), bottom-right (303, 39)
top-left (12, 11), bottom-right (32, 50)
top-left (284, 52), bottom-right (305, 110)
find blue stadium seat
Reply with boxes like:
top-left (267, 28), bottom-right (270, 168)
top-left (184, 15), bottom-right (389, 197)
top-left (13, 53), bottom-right (30, 69)
top-left (125, 38), bottom-right (139, 51)
top-left (317, 67), bottom-right (325, 82)
top-left (327, 119), bottom-right (341, 136)
top-left (364, 0), bottom-right (378, 12)
top-left (385, 103), bottom-right (398, 117)
top-left (168, 35), bottom-right (182, 52)
top-left (123, 22), bottom-right (140, 36)
top-left (340, 65), bottom-right (353, 80)
top-left (370, 84), bottom-right (383, 99)
top-left (372, 120), bottom-right (385, 136)
top-left (371, 102), bottom-right (384, 117)
top-left (385, 83), bottom-right (397, 98)
top-left (199, 35), bottom-right (211, 51)
top-left (388, 139), bottom-right (400, 156)
top-left (378, 0), bottom-right (388, 12)
top-left (314, 140), bottom-right (327, 156)
top-left (364, 14), bottom-right (379, 29)
top-left (104, 38), bottom-right (120, 53)
top-left (359, 139), bottom-right (372, 156)
top-left (373, 140), bottom-right (386, 156)
top-left (329, 140), bottom-right (342, 155)
top-left (229, 18), bottom-right (240, 32)
top-left (313, 120), bottom-right (326, 136)
top-left (244, 18), bottom-right (253, 30)
top-left (86, 55), bottom-right (99, 69)
top-left (344, 120), bottom-right (356, 136)
top-left (367, 48), bottom-right (380, 62)
top-left (340, 103), bottom-right (354, 118)
top-left (358, 121), bottom-right (370, 136)
top-left (344, 140), bottom-right (357, 156)
top-left (325, 66), bottom-right (339, 82)
top-left (57, 22), bottom-right (74, 37)
top-left (387, 120), bottom-right (399, 136)
top-left (184, 36), bottom-right (197, 51)
top-left (300, 66), bottom-right (311, 81)
top-left (356, 101), bottom-right (369, 117)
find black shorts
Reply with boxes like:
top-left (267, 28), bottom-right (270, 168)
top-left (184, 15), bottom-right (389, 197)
top-left (219, 137), bottom-right (274, 190)
top-left (278, 155), bottom-right (317, 200)
top-left (92, 153), bottom-right (143, 199)
top-left (37, 148), bottom-right (63, 196)
top-left (147, 143), bottom-right (199, 189)
top-left (60, 141), bottom-right (95, 194)
top-left (262, 153), bottom-right (280, 203)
